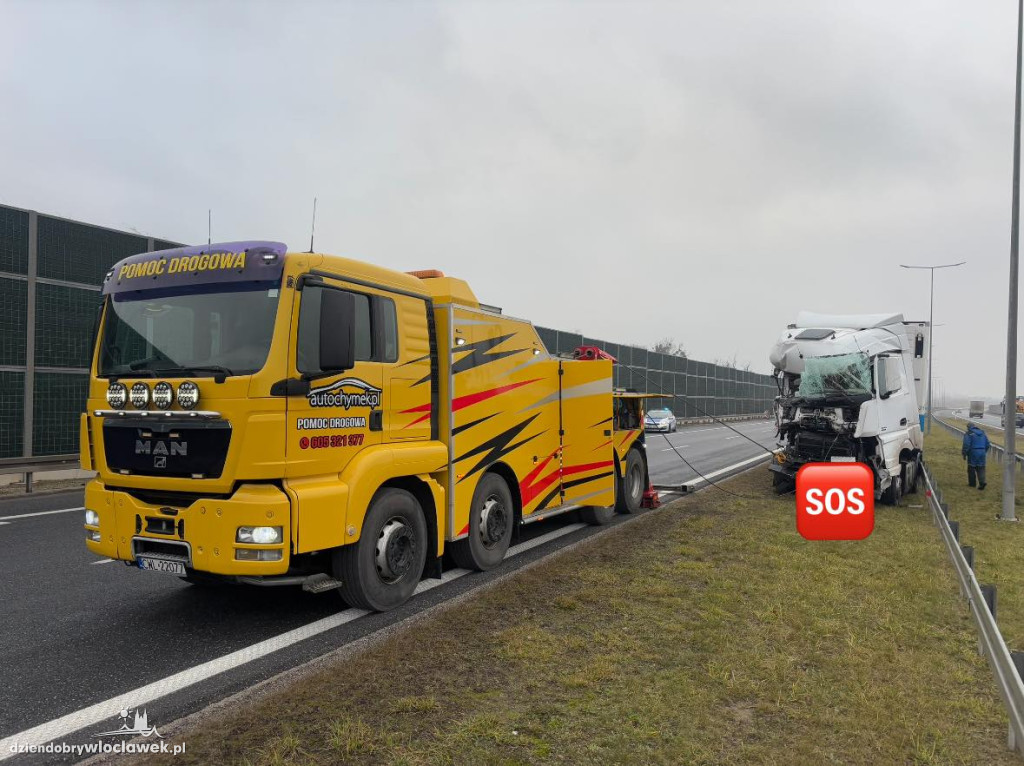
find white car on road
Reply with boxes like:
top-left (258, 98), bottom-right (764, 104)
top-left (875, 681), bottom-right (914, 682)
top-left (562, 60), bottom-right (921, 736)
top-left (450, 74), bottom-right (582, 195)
top-left (644, 408), bottom-right (677, 433)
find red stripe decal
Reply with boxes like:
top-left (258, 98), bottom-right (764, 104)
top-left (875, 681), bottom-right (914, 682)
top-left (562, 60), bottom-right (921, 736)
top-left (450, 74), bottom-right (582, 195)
top-left (457, 523), bottom-right (469, 537)
top-left (403, 413), bottom-right (431, 429)
top-left (399, 403), bottom-right (432, 414)
top-left (562, 460), bottom-right (614, 477)
top-left (452, 379), bottom-right (541, 411)
top-left (591, 439), bottom-right (613, 452)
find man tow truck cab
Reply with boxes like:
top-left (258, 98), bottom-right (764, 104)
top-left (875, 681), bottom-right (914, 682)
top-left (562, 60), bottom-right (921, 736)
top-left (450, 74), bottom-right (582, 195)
top-left (82, 241), bottom-right (653, 611)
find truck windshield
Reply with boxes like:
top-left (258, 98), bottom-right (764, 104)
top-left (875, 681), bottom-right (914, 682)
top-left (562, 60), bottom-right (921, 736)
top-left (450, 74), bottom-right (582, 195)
top-left (98, 284), bottom-right (280, 377)
top-left (798, 353), bottom-right (872, 399)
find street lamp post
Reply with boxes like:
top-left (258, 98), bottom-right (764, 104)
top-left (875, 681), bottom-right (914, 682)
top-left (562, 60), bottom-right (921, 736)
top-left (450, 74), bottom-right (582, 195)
top-left (1002, 0), bottom-right (1023, 522)
top-left (900, 262), bottom-right (965, 435)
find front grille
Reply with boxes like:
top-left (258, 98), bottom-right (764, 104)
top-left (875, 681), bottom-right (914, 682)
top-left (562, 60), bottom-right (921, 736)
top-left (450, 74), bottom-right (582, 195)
top-left (793, 431), bottom-right (856, 462)
top-left (103, 420), bottom-right (231, 478)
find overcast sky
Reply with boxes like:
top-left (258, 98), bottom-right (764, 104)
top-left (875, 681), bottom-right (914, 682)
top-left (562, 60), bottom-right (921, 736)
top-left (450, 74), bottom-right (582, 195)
top-left (1, 0), bottom-right (1019, 399)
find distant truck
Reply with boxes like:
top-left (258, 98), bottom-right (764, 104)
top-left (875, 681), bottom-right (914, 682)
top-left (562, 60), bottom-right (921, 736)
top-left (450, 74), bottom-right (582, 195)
top-left (1001, 397), bottom-right (1024, 428)
top-left (768, 312), bottom-right (928, 504)
top-left (970, 400), bottom-right (985, 420)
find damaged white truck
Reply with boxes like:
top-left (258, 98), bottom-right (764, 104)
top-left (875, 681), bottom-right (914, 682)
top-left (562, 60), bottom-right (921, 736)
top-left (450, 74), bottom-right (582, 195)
top-left (768, 312), bottom-right (929, 504)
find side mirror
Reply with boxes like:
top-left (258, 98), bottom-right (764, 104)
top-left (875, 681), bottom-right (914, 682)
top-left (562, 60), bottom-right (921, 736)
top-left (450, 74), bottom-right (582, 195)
top-left (319, 289), bottom-right (356, 373)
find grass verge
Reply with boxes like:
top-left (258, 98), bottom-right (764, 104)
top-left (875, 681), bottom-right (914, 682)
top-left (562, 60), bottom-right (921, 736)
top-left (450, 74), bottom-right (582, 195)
top-left (926, 424), bottom-right (1024, 652)
top-left (138, 468), bottom-right (1015, 765)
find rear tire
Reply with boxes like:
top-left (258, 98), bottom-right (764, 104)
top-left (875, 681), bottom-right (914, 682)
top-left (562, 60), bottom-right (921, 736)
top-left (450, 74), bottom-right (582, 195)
top-left (580, 504), bottom-right (616, 525)
top-left (905, 456), bottom-right (920, 494)
top-left (334, 488), bottom-right (427, 612)
top-left (449, 473), bottom-right (514, 571)
top-left (615, 449), bottom-right (644, 514)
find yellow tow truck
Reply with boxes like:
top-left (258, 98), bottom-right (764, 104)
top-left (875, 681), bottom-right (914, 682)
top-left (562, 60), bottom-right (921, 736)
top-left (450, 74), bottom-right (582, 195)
top-left (82, 241), bottom-right (652, 610)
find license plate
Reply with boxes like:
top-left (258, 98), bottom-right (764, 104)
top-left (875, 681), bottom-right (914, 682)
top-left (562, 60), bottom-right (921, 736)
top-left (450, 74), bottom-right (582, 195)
top-left (137, 557), bottom-right (186, 575)
top-left (830, 456), bottom-right (856, 463)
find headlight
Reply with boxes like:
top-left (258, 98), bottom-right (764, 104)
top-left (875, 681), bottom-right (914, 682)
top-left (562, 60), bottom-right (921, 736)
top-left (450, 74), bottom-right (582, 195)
top-left (177, 381), bottom-right (199, 410)
top-left (236, 526), bottom-right (283, 544)
top-left (85, 510), bottom-right (99, 526)
top-left (87, 530), bottom-right (101, 543)
top-left (129, 382), bottom-right (150, 409)
top-left (152, 381), bottom-right (174, 410)
top-left (106, 382), bottom-right (127, 409)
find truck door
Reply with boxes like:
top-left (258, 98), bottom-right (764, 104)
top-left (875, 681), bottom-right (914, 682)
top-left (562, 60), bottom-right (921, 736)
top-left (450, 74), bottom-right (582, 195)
top-left (284, 276), bottom-right (387, 555)
top-left (875, 354), bottom-right (915, 462)
top-left (558, 359), bottom-right (616, 508)
top-left (286, 276), bottom-right (388, 477)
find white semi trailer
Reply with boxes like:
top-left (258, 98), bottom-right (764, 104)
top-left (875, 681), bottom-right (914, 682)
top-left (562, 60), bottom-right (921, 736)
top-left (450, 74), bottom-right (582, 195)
top-left (768, 312), bottom-right (929, 504)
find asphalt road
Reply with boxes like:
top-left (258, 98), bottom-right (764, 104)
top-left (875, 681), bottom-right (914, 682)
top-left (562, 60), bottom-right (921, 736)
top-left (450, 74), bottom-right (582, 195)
top-left (948, 408), bottom-right (1024, 436)
top-left (0, 422), bottom-right (776, 763)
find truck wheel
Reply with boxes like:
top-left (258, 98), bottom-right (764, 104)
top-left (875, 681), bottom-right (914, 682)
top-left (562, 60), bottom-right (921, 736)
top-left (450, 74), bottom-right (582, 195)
top-left (882, 474), bottom-right (903, 506)
top-left (905, 456), bottom-right (920, 494)
top-left (772, 472), bottom-right (794, 495)
top-left (580, 504), bottom-right (616, 525)
top-left (334, 488), bottom-right (427, 612)
top-left (615, 449), bottom-right (644, 514)
top-left (450, 473), bottom-right (514, 571)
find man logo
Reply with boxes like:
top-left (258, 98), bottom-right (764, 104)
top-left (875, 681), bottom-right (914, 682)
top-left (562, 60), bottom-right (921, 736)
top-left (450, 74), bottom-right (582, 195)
top-left (154, 456), bottom-right (167, 468)
top-left (135, 440), bottom-right (188, 456)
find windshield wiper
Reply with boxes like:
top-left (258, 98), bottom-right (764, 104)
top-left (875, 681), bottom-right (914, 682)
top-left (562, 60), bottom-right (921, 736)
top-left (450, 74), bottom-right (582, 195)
top-left (149, 364), bottom-right (235, 381)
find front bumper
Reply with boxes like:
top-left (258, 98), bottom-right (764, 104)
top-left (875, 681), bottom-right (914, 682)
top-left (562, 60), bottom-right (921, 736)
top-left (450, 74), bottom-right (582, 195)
top-left (645, 424), bottom-right (673, 432)
top-left (83, 479), bottom-right (291, 575)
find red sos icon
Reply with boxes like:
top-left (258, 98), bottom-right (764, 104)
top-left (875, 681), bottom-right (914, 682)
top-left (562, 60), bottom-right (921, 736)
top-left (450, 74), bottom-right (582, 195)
top-left (795, 463), bottom-right (874, 541)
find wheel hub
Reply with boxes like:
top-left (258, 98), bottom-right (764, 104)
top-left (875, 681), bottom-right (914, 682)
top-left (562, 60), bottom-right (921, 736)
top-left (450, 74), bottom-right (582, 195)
top-left (478, 495), bottom-right (508, 549)
top-left (375, 517), bottom-right (416, 584)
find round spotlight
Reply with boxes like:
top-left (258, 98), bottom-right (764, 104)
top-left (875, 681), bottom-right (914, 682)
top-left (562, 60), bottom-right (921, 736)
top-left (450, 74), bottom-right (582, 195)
top-left (106, 382), bottom-right (128, 410)
top-left (129, 382), bottom-right (150, 409)
top-left (152, 381), bottom-right (174, 410)
top-left (176, 381), bottom-right (199, 410)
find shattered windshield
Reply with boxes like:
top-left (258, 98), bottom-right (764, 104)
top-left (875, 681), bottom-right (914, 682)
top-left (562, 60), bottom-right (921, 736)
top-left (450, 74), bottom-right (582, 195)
top-left (798, 352), bottom-right (872, 399)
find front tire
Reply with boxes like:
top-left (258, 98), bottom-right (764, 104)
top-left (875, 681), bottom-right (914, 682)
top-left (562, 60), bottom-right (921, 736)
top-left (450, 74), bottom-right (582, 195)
top-left (882, 473), bottom-right (903, 506)
top-left (615, 449), bottom-right (645, 514)
top-left (449, 473), bottom-right (514, 571)
top-left (335, 488), bottom-right (427, 612)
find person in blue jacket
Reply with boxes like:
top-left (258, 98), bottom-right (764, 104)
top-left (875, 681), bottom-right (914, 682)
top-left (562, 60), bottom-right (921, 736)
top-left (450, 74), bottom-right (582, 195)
top-left (962, 423), bottom-right (990, 490)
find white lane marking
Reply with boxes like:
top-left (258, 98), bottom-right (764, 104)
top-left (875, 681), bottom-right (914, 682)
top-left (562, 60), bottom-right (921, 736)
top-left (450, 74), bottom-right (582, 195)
top-left (0, 567), bottom-right (473, 761)
top-left (508, 523), bottom-right (586, 556)
top-left (662, 444), bottom-right (689, 451)
top-left (0, 506), bottom-right (84, 522)
top-left (0, 522), bottom-right (592, 758)
top-left (724, 436), bottom-right (740, 440)
top-left (0, 522), bottom-right (9, 526)
top-left (90, 558), bottom-right (115, 565)
top-left (681, 452), bottom-right (773, 490)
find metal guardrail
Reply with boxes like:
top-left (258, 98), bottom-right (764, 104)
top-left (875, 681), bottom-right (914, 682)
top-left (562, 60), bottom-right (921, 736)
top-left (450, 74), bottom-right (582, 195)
top-left (0, 454), bottom-right (81, 493)
top-left (921, 446), bottom-right (1024, 754)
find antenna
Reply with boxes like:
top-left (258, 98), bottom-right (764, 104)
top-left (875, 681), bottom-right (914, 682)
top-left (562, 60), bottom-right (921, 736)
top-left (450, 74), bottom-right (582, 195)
top-left (207, 209), bottom-right (212, 247)
top-left (308, 197), bottom-right (318, 253)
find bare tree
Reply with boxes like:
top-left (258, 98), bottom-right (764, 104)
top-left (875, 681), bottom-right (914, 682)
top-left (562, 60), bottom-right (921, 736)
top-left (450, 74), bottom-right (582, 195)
top-left (651, 337), bottom-right (688, 358)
